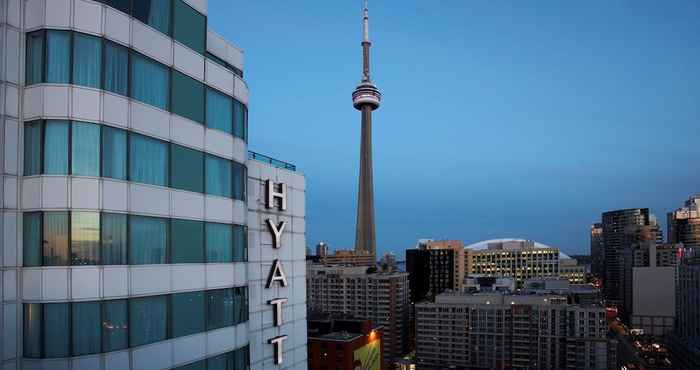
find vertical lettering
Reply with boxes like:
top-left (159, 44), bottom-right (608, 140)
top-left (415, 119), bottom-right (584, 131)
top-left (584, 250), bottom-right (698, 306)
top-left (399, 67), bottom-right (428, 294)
top-left (266, 260), bottom-right (289, 288)
top-left (268, 335), bottom-right (288, 365)
top-left (268, 298), bottom-right (288, 327)
top-left (266, 180), bottom-right (287, 211)
top-left (266, 219), bottom-right (287, 249)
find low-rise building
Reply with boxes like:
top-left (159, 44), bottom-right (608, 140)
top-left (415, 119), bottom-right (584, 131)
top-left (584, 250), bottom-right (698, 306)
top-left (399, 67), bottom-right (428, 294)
top-left (560, 258), bottom-right (587, 283)
top-left (308, 318), bottom-right (385, 370)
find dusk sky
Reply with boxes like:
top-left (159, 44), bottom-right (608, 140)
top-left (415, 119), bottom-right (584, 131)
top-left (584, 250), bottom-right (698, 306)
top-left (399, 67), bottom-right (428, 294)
top-left (209, 1), bottom-right (700, 257)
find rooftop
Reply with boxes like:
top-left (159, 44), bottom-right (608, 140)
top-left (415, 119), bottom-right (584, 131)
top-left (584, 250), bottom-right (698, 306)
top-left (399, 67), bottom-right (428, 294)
top-left (248, 151), bottom-right (296, 171)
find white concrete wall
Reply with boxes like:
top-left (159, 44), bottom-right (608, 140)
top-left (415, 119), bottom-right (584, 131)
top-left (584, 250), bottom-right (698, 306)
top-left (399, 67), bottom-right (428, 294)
top-left (247, 161), bottom-right (307, 370)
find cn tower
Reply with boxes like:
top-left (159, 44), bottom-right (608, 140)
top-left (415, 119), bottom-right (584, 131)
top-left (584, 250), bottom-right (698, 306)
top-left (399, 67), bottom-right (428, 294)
top-left (352, 0), bottom-right (381, 259)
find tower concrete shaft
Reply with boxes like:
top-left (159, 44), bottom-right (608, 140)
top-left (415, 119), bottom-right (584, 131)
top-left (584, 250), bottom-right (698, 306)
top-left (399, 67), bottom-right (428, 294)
top-left (352, 0), bottom-right (381, 258)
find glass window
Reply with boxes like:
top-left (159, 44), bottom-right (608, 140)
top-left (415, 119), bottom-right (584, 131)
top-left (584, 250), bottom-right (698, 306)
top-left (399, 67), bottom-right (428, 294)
top-left (206, 88), bottom-right (233, 133)
top-left (72, 302), bottom-right (101, 356)
top-left (72, 33), bottom-right (102, 88)
top-left (232, 162), bottom-right (247, 201)
top-left (171, 219), bottom-right (204, 263)
top-left (131, 53), bottom-right (170, 110)
top-left (23, 212), bottom-right (42, 267)
top-left (206, 289), bottom-right (233, 330)
top-left (171, 291), bottom-right (205, 337)
top-left (206, 223), bottom-right (232, 263)
top-left (72, 121), bottom-right (100, 176)
top-left (102, 300), bottom-right (128, 352)
top-left (23, 304), bottom-right (42, 358)
top-left (171, 70), bottom-right (204, 123)
top-left (234, 346), bottom-right (249, 369)
top-left (170, 144), bottom-right (203, 193)
top-left (173, 0), bottom-right (206, 54)
top-left (129, 215), bottom-right (168, 265)
top-left (46, 31), bottom-right (70, 83)
top-left (26, 31), bottom-right (44, 85)
top-left (102, 213), bottom-right (127, 265)
top-left (43, 120), bottom-right (69, 175)
top-left (233, 100), bottom-right (247, 141)
top-left (44, 303), bottom-right (70, 358)
top-left (233, 287), bottom-right (249, 324)
top-left (102, 126), bottom-right (127, 180)
top-left (233, 225), bottom-right (247, 262)
top-left (129, 133), bottom-right (169, 186)
top-left (71, 212), bottom-right (100, 265)
top-left (129, 295), bottom-right (167, 347)
top-left (132, 0), bottom-right (171, 35)
top-left (43, 212), bottom-right (69, 266)
top-left (104, 40), bottom-right (129, 96)
top-left (207, 352), bottom-right (234, 370)
top-left (101, 0), bottom-right (130, 14)
top-left (175, 360), bottom-right (206, 370)
top-left (205, 155), bottom-right (231, 198)
top-left (23, 120), bottom-right (43, 175)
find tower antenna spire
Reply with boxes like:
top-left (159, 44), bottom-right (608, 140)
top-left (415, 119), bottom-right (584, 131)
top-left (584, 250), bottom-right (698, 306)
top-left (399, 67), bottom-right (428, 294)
top-left (361, 0), bottom-right (371, 81)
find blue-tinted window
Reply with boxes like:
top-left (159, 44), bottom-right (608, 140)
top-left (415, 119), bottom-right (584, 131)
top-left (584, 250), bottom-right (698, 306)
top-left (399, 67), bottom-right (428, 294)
top-left (233, 100), bottom-right (247, 141)
top-left (233, 225), bottom-right (247, 262)
top-left (175, 360), bottom-right (206, 370)
top-left (129, 215), bottom-right (168, 265)
top-left (72, 33), bottom-right (102, 88)
top-left (44, 303), bottom-right (70, 357)
top-left (206, 88), bottom-right (233, 134)
top-left (43, 212), bottom-right (69, 266)
top-left (207, 352), bottom-right (234, 370)
top-left (234, 346), bottom-right (249, 369)
top-left (205, 155), bottom-right (231, 198)
top-left (129, 295), bottom-right (167, 347)
top-left (171, 219), bottom-right (204, 263)
top-left (26, 32), bottom-right (44, 85)
top-left (23, 304), bottom-right (42, 358)
top-left (133, 0), bottom-right (171, 35)
top-left (71, 121), bottom-right (100, 176)
top-left (102, 213), bottom-right (127, 265)
top-left (104, 41), bottom-right (129, 96)
top-left (46, 31), bottom-right (70, 83)
top-left (170, 144), bottom-right (203, 193)
top-left (233, 287), bottom-right (248, 324)
top-left (43, 120), bottom-right (69, 175)
top-left (23, 121), bottom-right (42, 176)
top-left (131, 53), bottom-right (170, 110)
top-left (171, 291), bottom-right (205, 337)
top-left (72, 302), bottom-right (101, 356)
top-left (102, 300), bottom-right (128, 352)
top-left (23, 212), bottom-right (42, 267)
top-left (206, 289), bottom-right (234, 330)
top-left (100, 0), bottom-right (130, 14)
top-left (206, 223), bottom-right (232, 263)
top-left (171, 70), bottom-right (205, 123)
top-left (102, 126), bottom-right (127, 180)
top-left (232, 162), bottom-right (247, 201)
top-left (173, 0), bottom-right (205, 54)
top-left (129, 133), bottom-right (169, 186)
top-left (71, 212), bottom-right (100, 265)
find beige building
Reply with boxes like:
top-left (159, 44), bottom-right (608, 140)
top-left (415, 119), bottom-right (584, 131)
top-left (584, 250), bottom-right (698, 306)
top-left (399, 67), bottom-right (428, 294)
top-left (424, 239), bottom-right (465, 291)
top-left (466, 240), bottom-right (561, 286)
top-left (415, 292), bottom-right (612, 370)
top-left (306, 264), bottom-right (409, 361)
top-left (560, 258), bottom-right (586, 283)
top-left (319, 249), bottom-right (375, 266)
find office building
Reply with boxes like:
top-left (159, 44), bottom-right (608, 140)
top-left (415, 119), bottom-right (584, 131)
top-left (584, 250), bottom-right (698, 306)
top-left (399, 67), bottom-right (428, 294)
top-left (316, 242), bottom-right (329, 257)
top-left (668, 194), bottom-right (700, 250)
top-left (598, 208), bottom-right (661, 315)
top-left (631, 265), bottom-right (675, 336)
top-left (319, 249), bottom-right (375, 267)
top-left (0, 1), bottom-right (307, 369)
top-left (415, 291), bottom-right (612, 370)
top-left (669, 248), bottom-right (700, 370)
top-left (590, 223), bottom-right (605, 278)
top-left (308, 317), bottom-right (384, 370)
top-left (560, 258), bottom-right (586, 284)
top-left (466, 239), bottom-right (561, 286)
top-left (306, 265), bottom-right (409, 362)
top-left (406, 239), bottom-right (464, 303)
top-left (523, 278), bottom-right (602, 305)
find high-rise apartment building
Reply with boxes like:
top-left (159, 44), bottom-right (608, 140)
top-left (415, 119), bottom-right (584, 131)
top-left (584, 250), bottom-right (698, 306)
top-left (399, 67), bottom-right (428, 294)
top-left (415, 292), bottom-right (612, 370)
top-left (590, 223), bottom-right (604, 278)
top-left (467, 240), bottom-right (561, 286)
top-left (0, 1), bottom-right (307, 369)
top-left (669, 248), bottom-right (700, 370)
top-left (668, 194), bottom-right (700, 250)
top-left (599, 208), bottom-right (661, 315)
top-left (406, 239), bottom-right (464, 303)
top-left (306, 265), bottom-right (409, 363)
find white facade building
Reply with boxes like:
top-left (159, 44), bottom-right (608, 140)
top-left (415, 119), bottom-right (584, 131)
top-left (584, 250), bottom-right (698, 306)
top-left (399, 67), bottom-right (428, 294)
top-left (0, 0), bottom-right (307, 369)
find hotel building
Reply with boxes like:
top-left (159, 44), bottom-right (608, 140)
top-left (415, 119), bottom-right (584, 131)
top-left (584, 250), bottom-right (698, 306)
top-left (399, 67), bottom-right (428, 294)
top-left (0, 1), bottom-right (307, 369)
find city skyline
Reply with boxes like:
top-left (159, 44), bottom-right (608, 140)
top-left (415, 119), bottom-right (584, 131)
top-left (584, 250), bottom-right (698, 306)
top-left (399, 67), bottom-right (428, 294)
top-left (209, 0), bottom-right (700, 256)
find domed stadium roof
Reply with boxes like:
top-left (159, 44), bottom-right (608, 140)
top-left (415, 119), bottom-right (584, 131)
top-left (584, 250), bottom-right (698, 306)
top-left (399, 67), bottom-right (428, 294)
top-left (465, 238), bottom-right (571, 260)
